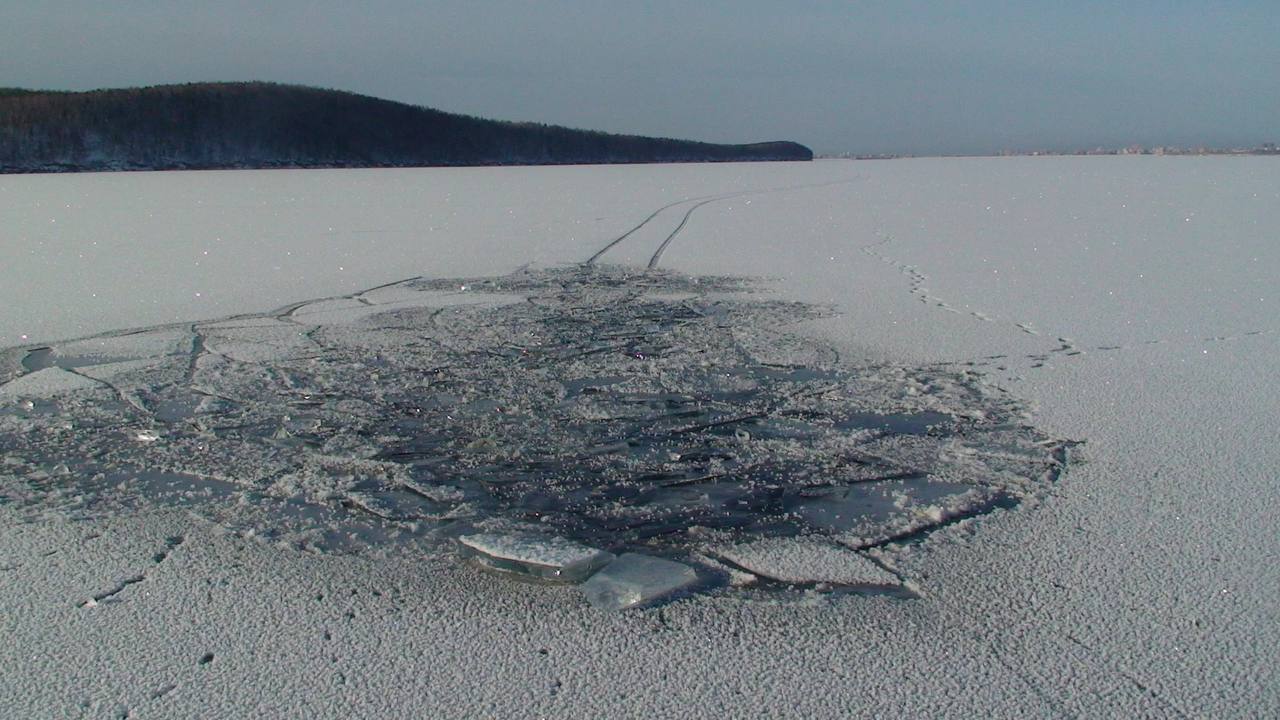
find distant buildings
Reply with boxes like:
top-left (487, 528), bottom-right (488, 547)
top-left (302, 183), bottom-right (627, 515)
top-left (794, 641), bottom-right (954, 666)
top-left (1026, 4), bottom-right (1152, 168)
top-left (821, 142), bottom-right (1279, 160)
top-left (997, 142), bottom-right (1280, 158)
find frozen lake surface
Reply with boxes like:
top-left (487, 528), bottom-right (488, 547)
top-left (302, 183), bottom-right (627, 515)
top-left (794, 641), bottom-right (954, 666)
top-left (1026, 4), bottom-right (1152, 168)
top-left (1, 158), bottom-right (1277, 717)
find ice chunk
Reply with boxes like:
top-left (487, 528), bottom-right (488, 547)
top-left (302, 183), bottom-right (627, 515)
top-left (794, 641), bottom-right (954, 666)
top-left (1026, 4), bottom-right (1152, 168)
top-left (710, 537), bottom-right (900, 587)
top-left (579, 553), bottom-right (698, 610)
top-left (458, 532), bottom-right (613, 584)
top-left (346, 488), bottom-right (455, 521)
top-left (401, 478), bottom-right (466, 503)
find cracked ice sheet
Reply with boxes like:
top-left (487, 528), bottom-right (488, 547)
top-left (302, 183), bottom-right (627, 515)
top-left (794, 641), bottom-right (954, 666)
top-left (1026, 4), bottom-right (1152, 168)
top-left (28, 329), bottom-right (194, 367)
top-left (0, 265), bottom-right (1064, 597)
top-left (2, 158), bottom-right (1277, 717)
top-left (0, 367), bottom-right (102, 398)
top-left (287, 290), bottom-right (524, 326)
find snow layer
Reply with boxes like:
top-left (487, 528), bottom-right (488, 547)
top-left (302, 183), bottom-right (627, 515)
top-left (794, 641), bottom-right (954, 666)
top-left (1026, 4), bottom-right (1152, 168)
top-left (2, 157), bottom-right (1278, 717)
top-left (0, 165), bottom-right (825, 349)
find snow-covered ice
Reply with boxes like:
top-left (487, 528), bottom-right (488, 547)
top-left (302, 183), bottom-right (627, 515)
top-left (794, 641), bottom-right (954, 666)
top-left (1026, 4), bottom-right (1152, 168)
top-left (709, 536), bottom-right (902, 589)
top-left (2, 157), bottom-right (1277, 717)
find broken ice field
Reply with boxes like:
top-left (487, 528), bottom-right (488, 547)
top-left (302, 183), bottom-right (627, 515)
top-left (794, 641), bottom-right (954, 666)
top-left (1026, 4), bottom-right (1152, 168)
top-left (0, 266), bottom-right (1070, 609)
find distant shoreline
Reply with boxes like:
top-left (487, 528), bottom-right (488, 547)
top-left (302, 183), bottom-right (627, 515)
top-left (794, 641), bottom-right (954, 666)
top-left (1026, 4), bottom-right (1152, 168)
top-left (0, 156), bottom-right (817, 176)
top-left (0, 82), bottom-right (813, 174)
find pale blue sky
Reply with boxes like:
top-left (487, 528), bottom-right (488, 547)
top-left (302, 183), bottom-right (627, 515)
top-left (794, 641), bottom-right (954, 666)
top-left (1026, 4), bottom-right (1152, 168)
top-left (2, 1), bottom-right (1276, 154)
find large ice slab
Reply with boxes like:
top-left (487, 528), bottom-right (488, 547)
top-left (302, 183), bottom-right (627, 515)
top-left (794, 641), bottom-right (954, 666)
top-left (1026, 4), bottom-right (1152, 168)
top-left (579, 553), bottom-right (699, 610)
top-left (459, 532), bottom-right (613, 584)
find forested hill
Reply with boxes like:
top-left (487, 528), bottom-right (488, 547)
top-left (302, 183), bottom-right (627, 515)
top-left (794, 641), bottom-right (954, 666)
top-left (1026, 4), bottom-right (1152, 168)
top-left (0, 82), bottom-right (813, 173)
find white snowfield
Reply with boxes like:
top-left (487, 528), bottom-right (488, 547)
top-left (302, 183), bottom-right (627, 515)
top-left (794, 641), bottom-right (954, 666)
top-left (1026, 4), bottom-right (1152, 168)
top-left (1, 157), bottom-right (1277, 717)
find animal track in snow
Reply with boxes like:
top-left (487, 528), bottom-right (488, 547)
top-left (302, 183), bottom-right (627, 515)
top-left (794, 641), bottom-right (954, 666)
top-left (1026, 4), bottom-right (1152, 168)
top-left (860, 234), bottom-right (1276, 374)
top-left (76, 535), bottom-right (184, 608)
top-left (861, 233), bottom-right (1038, 339)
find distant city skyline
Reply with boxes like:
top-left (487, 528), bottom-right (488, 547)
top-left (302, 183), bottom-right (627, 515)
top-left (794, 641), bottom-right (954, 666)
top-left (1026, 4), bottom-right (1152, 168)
top-left (2, 2), bottom-right (1276, 156)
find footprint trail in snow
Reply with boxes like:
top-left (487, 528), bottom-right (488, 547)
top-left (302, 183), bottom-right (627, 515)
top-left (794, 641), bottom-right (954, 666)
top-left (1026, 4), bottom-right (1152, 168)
top-left (861, 233), bottom-right (1275, 376)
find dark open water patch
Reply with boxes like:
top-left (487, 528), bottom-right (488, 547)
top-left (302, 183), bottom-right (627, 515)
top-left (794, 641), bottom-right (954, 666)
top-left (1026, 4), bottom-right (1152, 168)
top-left (0, 266), bottom-right (1070, 607)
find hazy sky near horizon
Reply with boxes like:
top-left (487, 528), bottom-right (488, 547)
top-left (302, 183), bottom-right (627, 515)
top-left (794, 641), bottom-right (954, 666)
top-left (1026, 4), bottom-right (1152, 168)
top-left (2, 1), bottom-right (1276, 155)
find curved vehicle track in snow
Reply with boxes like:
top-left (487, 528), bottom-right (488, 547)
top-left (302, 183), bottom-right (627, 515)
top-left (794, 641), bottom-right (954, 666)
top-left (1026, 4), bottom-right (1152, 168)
top-left (583, 195), bottom-right (719, 266)
top-left (646, 196), bottom-right (729, 270)
top-left (585, 178), bottom-right (861, 270)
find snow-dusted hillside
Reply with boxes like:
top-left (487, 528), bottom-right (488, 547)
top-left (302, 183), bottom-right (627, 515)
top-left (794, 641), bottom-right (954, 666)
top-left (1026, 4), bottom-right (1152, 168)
top-left (1, 157), bottom-right (1276, 717)
top-left (0, 83), bottom-right (812, 173)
